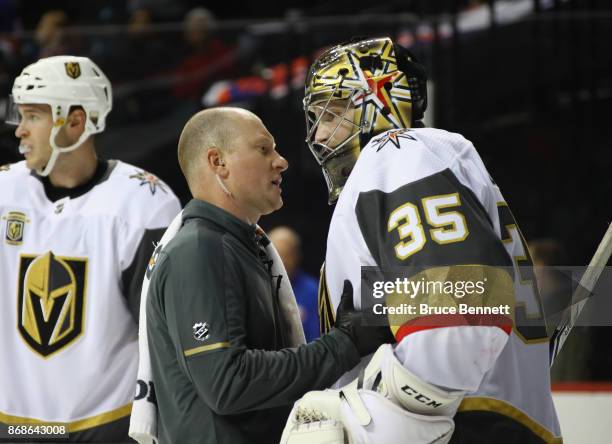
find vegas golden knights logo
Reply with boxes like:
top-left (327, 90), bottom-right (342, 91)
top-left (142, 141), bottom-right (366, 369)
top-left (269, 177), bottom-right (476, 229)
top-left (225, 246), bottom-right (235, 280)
top-left (64, 62), bottom-right (81, 79)
top-left (3, 211), bottom-right (28, 245)
top-left (17, 252), bottom-right (88, 358)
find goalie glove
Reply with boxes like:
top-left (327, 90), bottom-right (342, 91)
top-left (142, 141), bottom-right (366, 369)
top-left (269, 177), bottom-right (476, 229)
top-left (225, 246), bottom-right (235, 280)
top-left (280, 344), bottom-right (465, 444)
top-left (334, 280), bottom-right (395, 356)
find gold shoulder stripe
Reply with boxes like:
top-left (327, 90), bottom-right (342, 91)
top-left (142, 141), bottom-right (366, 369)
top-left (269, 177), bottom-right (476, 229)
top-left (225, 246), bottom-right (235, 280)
top-left (184, 341), bottom-right (230, 357)
top-left (0, 403), bottom-right (132, 432)
top-left (318, 262), bottom-right (334, 336)
top-left (458, 397), bottom-right (562, 443)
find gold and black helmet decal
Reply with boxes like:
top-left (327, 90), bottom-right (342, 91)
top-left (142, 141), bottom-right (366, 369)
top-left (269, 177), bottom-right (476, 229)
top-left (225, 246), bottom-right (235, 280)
top-left (64, 62), bottom-right (81, 79)
top-left (17, 252), bottom-right (88, 358)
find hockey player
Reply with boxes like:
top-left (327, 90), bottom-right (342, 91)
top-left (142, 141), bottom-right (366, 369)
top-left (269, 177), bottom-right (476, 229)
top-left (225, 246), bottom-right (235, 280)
top-left (0, 56), bottom-right (181, 442)
top-left (281, 38), bottom-right (561, 443)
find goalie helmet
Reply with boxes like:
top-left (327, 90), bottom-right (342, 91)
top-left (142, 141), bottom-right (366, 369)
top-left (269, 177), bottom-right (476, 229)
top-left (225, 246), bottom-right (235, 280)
top-left (7, 55), bottom-right (112, 176)
top-left (304, 37), bottom-right (427, 203)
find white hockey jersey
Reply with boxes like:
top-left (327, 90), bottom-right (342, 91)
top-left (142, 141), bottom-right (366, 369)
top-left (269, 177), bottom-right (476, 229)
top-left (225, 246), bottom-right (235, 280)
top-left (0, 160), bottom-right (180, 437)
top-left (320, 128), bottom-right (562, 443)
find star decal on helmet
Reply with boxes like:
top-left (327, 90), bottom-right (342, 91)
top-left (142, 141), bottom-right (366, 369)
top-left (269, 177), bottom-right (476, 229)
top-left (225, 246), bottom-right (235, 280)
top-left (372, 129), bottom-right (416, 152)
top-left (354, 71), bottom-right (399, 113)
top-left (129, 170), bottom-right (167, 195)
top-left (344, 44), bottom-right (412, 130)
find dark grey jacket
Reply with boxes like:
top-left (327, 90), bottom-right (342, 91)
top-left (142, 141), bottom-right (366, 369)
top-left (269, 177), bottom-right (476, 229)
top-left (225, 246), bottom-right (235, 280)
top-left (147, 199), bottom-right (360, 444)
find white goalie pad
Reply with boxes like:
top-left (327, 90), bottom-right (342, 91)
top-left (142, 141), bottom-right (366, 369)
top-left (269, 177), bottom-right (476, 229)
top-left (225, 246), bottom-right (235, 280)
top-left (280, 345), bottom-right (465, 444)
top-left (283, 418), bottom-right (345, 444)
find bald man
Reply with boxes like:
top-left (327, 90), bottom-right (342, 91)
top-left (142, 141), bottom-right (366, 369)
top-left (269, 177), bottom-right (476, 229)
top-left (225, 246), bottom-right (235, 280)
top-left (145, 107), bottom-right (394, 444)
top-left (269, 226), bottom-right (320, 341)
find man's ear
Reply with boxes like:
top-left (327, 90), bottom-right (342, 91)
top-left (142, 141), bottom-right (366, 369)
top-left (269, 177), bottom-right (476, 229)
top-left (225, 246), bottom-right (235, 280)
top-left (67, 108), bottom-right (86, 130)
top-left (207, 148), bottom-right (228, 177)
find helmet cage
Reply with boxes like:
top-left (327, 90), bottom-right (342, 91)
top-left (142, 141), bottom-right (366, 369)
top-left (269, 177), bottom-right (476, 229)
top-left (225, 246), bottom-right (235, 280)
top-left (305, 85), bottom-right (362, 166)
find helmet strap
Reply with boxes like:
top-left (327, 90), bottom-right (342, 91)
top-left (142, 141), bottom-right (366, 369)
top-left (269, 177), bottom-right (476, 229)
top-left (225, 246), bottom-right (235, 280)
top-left (36, 148), bottom-right (60, 177)
top-left (36, 123), bottom-right (91, 176)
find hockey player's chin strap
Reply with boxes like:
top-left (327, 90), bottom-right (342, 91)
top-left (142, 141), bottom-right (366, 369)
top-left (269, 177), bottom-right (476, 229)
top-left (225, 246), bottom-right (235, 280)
top-left (36, 123), bottom-right (92, 177)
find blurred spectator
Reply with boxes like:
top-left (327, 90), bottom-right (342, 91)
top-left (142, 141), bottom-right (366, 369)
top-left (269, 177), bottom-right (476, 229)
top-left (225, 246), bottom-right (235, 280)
top-left (529, 238), bottom-right (594, 381)
top-left (35, 10), bottom-right (82, 58)
top-left (171, 7), bottom-right (236, 100)
top-left (530, 238), bottom-right (568, 268)
top-left (98, 7), bottom-right (180, 121)
top-left (106, 7), bottom-right (175, 83)
top-left (128, 7), bottom-right (152, 35)
top-left (127, 0), bottom-right (183, 21)
top-left (530, 238), bottom-right (570, 315)
top-left (269, 226), bottom-right (320, 342)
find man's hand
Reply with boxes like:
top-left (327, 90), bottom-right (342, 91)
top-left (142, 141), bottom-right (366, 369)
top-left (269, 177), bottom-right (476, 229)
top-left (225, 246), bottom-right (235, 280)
top-left (334, 280), bottom-right (395, 356)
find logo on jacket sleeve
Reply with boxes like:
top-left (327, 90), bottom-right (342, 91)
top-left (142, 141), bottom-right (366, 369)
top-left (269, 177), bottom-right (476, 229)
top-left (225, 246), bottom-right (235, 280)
top-left (3, 211), bottom-right (30, 245)
top-left (146, 242), bottom-right (163, 279)
top-left (193, 322), bottom-right (210, 341)
top-left (17, 252), bottom-right (88, 358)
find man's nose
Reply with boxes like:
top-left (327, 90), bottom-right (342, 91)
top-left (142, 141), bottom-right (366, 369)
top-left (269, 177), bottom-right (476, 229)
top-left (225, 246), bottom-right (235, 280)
top-left (15, 122), bottom-right (27, 139)
top-left (274, 153), bottom-right (289, 172)
top-left (314, 124), bottom-right (330, 144)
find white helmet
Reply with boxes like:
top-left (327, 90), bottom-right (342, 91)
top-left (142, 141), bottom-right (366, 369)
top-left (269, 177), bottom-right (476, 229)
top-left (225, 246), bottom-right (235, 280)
top-left (7, 55), bottom-right (112, 176)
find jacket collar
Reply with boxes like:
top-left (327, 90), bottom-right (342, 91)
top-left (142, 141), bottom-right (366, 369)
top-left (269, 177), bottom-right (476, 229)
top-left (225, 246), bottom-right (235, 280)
top-left (182, 199), bottom-right (259, 251)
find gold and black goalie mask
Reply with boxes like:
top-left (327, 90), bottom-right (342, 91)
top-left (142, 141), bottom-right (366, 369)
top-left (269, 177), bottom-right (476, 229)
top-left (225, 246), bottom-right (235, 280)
top-left (304, 37), bottom-right (427, 203)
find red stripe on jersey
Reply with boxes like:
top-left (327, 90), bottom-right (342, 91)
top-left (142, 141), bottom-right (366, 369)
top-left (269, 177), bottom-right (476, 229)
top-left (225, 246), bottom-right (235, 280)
top-left (395, 314), bottom-right (512, 343)
top-left (552, 382), bottom-right (612, 392)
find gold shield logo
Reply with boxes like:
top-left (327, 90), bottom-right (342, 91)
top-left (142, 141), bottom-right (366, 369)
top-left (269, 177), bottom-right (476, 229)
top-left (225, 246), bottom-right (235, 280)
top-left (65, 62), bottom-right (81, 79)
top-left (17, 252), bottom-right (88, 358)
top-left (3, 211), bottom-right (28, 245)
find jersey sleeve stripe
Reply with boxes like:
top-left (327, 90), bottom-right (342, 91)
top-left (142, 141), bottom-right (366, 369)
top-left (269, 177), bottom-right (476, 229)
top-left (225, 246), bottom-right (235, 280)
top-left (457, 397), bottom-right (562, 443)
top-left (184, 341), bottom-right (230, 357)
top-left (394, 314), bottom-right (512, 342)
